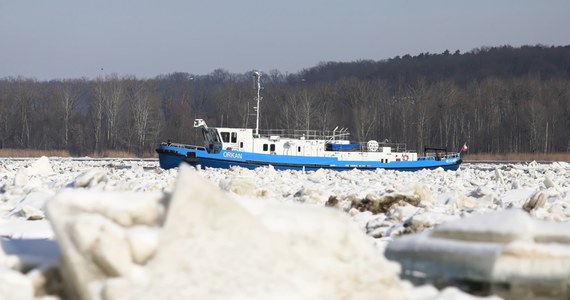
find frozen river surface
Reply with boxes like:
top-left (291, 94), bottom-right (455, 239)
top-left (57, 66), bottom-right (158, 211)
top-left (0, 157), bottom-right (568, 299)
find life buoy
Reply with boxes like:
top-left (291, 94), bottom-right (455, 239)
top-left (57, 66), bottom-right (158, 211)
top-left (367, 140), bottom-right (379, 152)
top-left (402, 154), bottom-right (409, 161)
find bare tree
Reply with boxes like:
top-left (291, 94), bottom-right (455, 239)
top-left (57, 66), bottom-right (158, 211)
top-left (0, 80), bottom-right (10, 148)
top-left (104, 74), bottom-right (124, 149)
top-left (56, 80), bottom-right (81, 148)
top-left (128, 79), bottom-right (153, 153)
top-left (14, 77), bottom-right (35, 148)
top-left (341, 78), bottom-right (380, 141)
top-left (312, 82), bottom-right (336, 132)
top-left (407, 79), bottom-right (429, 151)
top-left (93, 77), bottom-right (106, 152)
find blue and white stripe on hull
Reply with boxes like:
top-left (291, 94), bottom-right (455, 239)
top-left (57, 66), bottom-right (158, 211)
top-left (156, 146), bottom-right (462, 172)
top-left (196, 157), bottom-right (461, 171)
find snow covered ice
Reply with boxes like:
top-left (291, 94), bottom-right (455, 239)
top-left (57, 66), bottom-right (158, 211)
top-left (386, 209), bottom-right (570, 299)
top-left (0, 157), bottom-right (568, 299)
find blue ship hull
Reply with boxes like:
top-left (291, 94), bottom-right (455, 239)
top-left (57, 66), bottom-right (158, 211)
top-left (156, 144), bottom-right (462, 172)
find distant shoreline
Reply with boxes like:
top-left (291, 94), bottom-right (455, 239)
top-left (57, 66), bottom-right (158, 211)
top-left (0, 149), bottom-right (568, 162)
top-left (463, 152), bottom-right (570, 162)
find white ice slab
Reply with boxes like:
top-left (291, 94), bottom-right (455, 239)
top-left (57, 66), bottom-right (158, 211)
top-left (386, 209), bottom-right (570, 298)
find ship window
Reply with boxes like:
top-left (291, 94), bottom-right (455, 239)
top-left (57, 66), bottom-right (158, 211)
top-left (231, 132), bottom-right (237, 143)
top-left (263, 144), bottom-right (268, 151)
top-left (210, 129), bottom-right (220, 142)
top-left (270, 144), bottom-right (275, 151)
top-left (298, 146), bottom-right (301, 152)
top-left (240, 142), bottom-right (243, 148)
top-left (205, 129), bottom-right (220, 142)
top-left (221, 132), bottom-right (230, 143)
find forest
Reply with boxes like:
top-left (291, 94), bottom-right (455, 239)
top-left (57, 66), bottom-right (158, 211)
top-left (0, 45), bottom-right (568, 156)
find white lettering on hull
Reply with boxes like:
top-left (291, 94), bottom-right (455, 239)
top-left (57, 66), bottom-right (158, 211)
top-left (223, 152), bottom-right (243, 160)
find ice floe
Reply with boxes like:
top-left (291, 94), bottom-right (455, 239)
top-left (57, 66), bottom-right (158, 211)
top-left (386, 209), bottom-right (570, 299)
top-left (0, 156), bottom-right (568, 299)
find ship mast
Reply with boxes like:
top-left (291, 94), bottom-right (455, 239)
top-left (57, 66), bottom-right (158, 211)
top-left (253, 71), bottom-right (262, 135)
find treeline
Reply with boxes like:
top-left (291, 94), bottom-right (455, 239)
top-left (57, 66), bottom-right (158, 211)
top-left (0, 45), bottom-right (568, 156)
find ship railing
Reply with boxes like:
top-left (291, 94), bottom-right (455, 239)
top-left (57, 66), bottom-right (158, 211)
top-left (256, 129), bottom-right (409, 152)
top-left (435, 152), bottom-right (461, 158)
top-left (257, 128), bottom-right (350, 141)
top-left (423, 147), bottom-right (461, 160)
top-left (421, 153), bottom-right (461, 160)
top-left (355, 142), bottom-right (408, 153)
top-left (160, 142), bottom-right (206, 151)
top-left (369, 142), bottom-right (407, 153)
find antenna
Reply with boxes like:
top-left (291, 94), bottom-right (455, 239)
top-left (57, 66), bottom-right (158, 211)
top-left (252, 70), bottom-right (262, 135)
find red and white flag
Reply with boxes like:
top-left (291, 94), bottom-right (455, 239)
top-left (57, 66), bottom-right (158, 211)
top-left (461, 143), bottom-right (468, 153)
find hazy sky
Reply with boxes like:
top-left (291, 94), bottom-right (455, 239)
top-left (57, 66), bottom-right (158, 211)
top-left (2, 0), bottom-right (569, 81)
